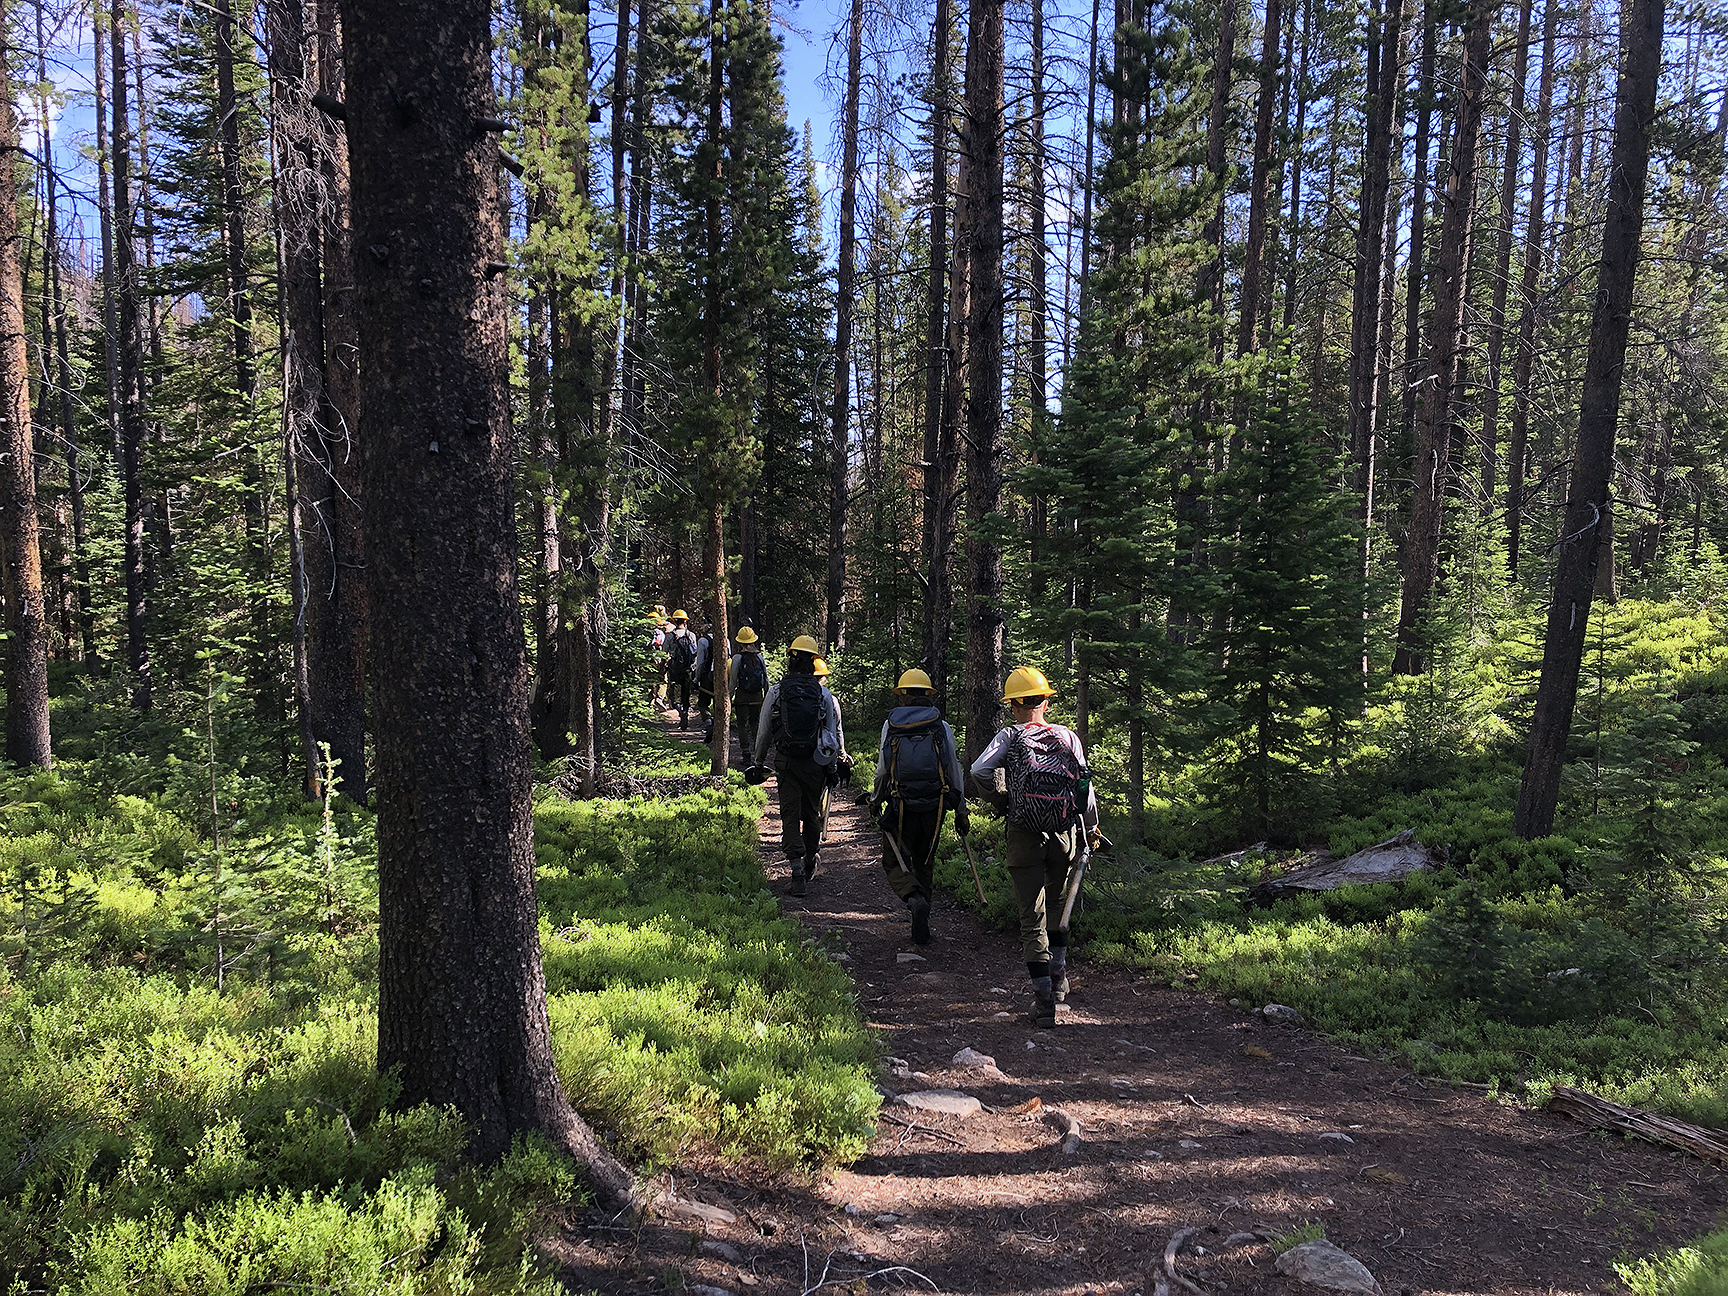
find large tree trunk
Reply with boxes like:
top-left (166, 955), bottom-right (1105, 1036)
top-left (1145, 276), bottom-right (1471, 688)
top-left (267, 0), bottom-right (328, 797)
top-left (1237, 0), bottom-right (1282, 356)
top-left (703, 0), bottom-right (730, 777)
top-left (307, 0), bottom-right (368, 801)
top-left (1507, 0), bottom-right (1557, 580)
top-left (1481, 0), bottom-right (1533, 505)
top-left (0, 32), bottom-right (51, 767)
top-left (919, 0), bottom-right (951, 675)
top-left (1202, 0), bottom-right (1238, 352)
top-left (1394, 2), bottom-right (1492, 675)
top-left (1400, 0), bottom-right (1437, 452)
top-left (1026, 0), bottom-right (1049, 606)
top-left (112, 0), bottom-right (150, 710)
top-left (338, 0), bottom-right (636, 1207)
top-left (94, 16), bottom-right (122, 469)
top-left (1280, 0), bottom-right (1311, 330)
top-left (1515, 0), bottom-right (1664, 837)
top-left (932, 25), bottom-right (971, 712)
top-left (1347, 0), bottom-right (1404, 511)
top-left (823, 0), bottom-right (863, 653)
top-left (962, 0), bottom-right (1005, 765)
top-left (35, 0), bottom-right (92, 665)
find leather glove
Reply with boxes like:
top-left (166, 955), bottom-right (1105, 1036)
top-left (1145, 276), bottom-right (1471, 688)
top-left (955, 807), bottom-right (972, 837)
top-left (1088, 827), bottom-right (1103, 851)
top-left (744, 765), bottom-right (769, 786)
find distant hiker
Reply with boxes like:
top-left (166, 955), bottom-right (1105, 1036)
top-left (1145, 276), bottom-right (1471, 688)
top-left (812, 657), bottom-right (854, 843)
top-left (730, 626), bottom-right (768, 752)
top-left (871, 668), bottom-right (968, 946)
top-left (647, 618), bottom-right (670, 707)
top-left (970, 665), bottom-right (1100, 1029)
top-left (753, 636), bottom-right (842, 897)
top-left (695, 630), bottom-right (727, 741)
top-left (665, 610), bottom-right (698, 728)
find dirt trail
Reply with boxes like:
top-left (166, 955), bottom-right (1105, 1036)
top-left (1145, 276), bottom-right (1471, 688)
top-left (551, 719), bottom-right (1726, 1296)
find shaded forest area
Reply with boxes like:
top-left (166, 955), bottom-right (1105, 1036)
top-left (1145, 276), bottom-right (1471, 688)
top-left (2, 0), bottom-right (1728, 1287)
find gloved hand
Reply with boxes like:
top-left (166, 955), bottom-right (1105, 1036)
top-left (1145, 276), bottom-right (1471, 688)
top-left (838, 752), bottom-right (855, 774)
top-left (744, 765), bottom-right (770, 786)
top-left (1088, 827), bottom-right (1103, 851)
top-left (955, 807), bottom-right (972, 837)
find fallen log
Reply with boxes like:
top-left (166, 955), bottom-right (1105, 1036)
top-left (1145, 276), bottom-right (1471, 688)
top-left (1547, 1084), bottom-right (1728, 1166)
top-left (1250, 829), bottom-right (1447, 903)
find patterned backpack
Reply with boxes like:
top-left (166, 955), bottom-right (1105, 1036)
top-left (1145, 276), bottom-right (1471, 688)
top-left (1004, 725), bottom-right (1083, 831)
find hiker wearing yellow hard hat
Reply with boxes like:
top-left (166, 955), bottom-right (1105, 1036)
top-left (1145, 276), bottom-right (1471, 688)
top-left (729, 626), bottom-right (767, 754)
top-left (664, 609), bottom-right (699, 728)
top-left (971, 664), bottom-right (1100, 1029)
top-left (751, 636), bottom-right (844, 897)
top-left (869, 667), bottom-right (968, 946)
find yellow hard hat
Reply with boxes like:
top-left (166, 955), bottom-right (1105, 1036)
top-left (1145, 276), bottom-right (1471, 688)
top-left (1001, 665), bottom-right (1055, 703)
top-left (896, 668), bottom-right (934, 693)
top-left (735, 626), bottom-right (759, 644)
top-left (813, 657), bottom-right (832, 677)
top-left (672, 609), bottom-right (689, 622)
top-left (789, 634), bottom-right (820, 654)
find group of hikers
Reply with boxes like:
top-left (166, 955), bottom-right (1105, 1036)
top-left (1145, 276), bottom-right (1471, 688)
top-left (647, 609), bottom-right (1102, 1030)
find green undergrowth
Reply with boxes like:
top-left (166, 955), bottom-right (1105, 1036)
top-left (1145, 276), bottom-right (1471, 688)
top-left (933, 598), bottom-right (1728, 1130)
top-left (1620, 1221), bottom-right (1728, 1296)
top-left (1, 692), bottom-right (877, 1293)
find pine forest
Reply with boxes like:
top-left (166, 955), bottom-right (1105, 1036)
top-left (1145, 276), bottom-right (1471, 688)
top-left (4, 0), bottom-right (1728, 1287)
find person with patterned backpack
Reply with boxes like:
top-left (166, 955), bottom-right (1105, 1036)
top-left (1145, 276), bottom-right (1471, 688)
top-left (870, 669), bottom-right (969, 945)
top-left (970, 665), bottom-right (1100, 1028)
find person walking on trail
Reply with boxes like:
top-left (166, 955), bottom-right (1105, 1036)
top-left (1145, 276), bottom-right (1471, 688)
top-left (812, 657), bottom-right (854, 844)
top-left (695, 629), bottom-right (727, 741)
top-left (870, 668), bottom-right (968, 946)
top-left (752, 636), bottom-right (842, 898)
top-left (970, 665), bottom-right (1100, 1029)
top-left (647, 617), bottom-right (671, 707)
top-left (665, 610), bottom-right (698, 729)
top-left (730, 626), bottom-right (768, 754)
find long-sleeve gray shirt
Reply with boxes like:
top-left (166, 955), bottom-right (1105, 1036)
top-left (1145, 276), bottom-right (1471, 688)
top-left (753, 677), bottom-right (842, 767)
top-left (872, 705), bottom-right (966, 805)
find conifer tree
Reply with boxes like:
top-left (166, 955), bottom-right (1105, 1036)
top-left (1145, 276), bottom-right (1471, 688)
top-left (1202, 350), bottom-right (1362, 832)
top-left (1030, 4), bottom-right (1220, 839)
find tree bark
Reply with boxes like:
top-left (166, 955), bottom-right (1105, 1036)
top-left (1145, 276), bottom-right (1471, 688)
top-left (932, 17), bottom-right (971, 712)
top-left (1481, 0), bottom-right (1533, 505)
top-left (1202, 0), bottom-right (1238, 350)
top-left (919, 0), bottom-right (951, 675)
top-left (112, 0), bottom-right (150, 710)
top-left (1395, 1), bottom-right (1492, 675)
top-left (94, 12), bottom-right (122, 469)
top-left (962, 0), bottom-right (1005, 765)
top-left (310, 0), bottom-right (368, 801)
top-left (1515, 0), bottom-right (1664, 838)
top-left (338, 0), bottom-right (637, 1207)
top-left (1280, 0), bottom-right (1311, 330)
top-left (703, 0), bottom-right (730, 776)
top-left (1237, 0), bottom-right (1282, 356)
top-left (1507, 0), bottom-right (1556, 580)
top-left (1400, 0), bottom-right (1437, 449)
top-left (35, 0), bottom-right (92, 664)
top-left (1347, 0), bottom-right (1403, 509)
top-left (824, 0), bottom-right (864, 653)
top-left (0, 28), bottom-right (51, 766)
top-left (268, 0), bottom-right (328, 797)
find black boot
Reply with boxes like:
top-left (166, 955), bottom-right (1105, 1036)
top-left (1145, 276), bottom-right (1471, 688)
top-left (1049, 944), bottom-right (1069, 1003)
top-left (910, 893), bottom-right (931, 945)
top-left (788, 859), bottom-right (806, 897)
top-left (1029, 975), bottom-right (1057, 1028)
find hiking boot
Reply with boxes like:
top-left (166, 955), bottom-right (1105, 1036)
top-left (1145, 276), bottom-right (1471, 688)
top-left (788, 862), bottom-right (807, 897)
top-left (910, 894), bottom-right (931, 946)
top-left (1049, 949), bottom-right (1070, 1003)
top-left (1029, 974), bottom-right (1057, 1028)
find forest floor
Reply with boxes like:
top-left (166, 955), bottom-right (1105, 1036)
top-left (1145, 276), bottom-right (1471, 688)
top-left (545, 715), bottom-right (1727, 1296)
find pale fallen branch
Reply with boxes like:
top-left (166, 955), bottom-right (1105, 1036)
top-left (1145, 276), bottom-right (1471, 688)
top-left (1162, 1226), bottom-right (1208, 1295)
top-left (1548, 1085), bottom-right (1728, 1166)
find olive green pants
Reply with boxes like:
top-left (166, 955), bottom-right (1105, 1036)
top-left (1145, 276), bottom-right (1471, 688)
top-left (775, 757), bottom-right (829, 861)
top-left (879, 805), bottom-right (944, 902)
top-left (1005, 822), bottom-right (1082, 963)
